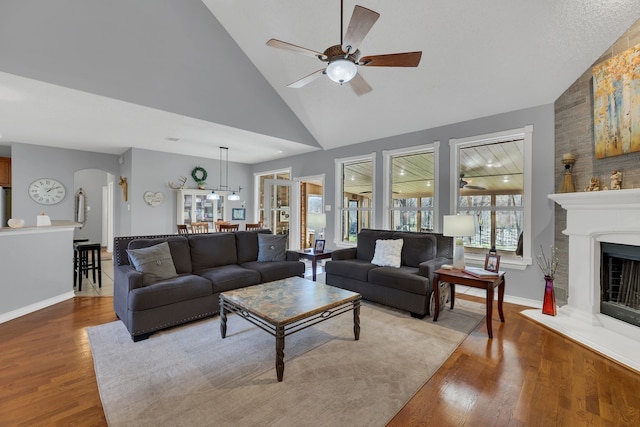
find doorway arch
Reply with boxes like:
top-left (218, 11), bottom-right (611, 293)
top-left (73, 169), bottom-right (115, 253)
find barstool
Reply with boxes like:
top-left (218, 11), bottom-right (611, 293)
top-left (73, 241), bottom-right (102, 291)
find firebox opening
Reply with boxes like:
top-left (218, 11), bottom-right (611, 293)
top-left (600, 242), bottom-right (640, 328)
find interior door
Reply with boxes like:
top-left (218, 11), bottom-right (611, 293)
top-left (263, 179), bottom-right (300, 250)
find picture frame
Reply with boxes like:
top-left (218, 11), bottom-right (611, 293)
top-left (231, 208), bottom-right (246, 221)
top-left (484, 253), bottom-right (500, 272)
top-left (314, 239), bottom-right (325, 253)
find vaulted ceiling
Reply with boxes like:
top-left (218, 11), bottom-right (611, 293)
top-left (0, 1), bottom-right (639, 164)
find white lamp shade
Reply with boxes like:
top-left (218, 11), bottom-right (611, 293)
top-left (206, 191), bottom-right (220, 200)
top-left (307, 213), bottom-right (326, 228)
top-left (227, 192), bottom-right (240, 201)
top-left (442, 215), bottom-right (475, 237)
top-left (326, 59), bottom-right (357, 84)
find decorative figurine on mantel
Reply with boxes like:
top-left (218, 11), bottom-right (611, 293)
top-left (559, 153), bottom-right (576, 193)
top-left (610, 169), bottom-right (623, 190)
top-left (585, 177), bottom-right (600, 191)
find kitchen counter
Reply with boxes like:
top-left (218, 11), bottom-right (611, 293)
top-left (0, 220), bottom-right (83, 323)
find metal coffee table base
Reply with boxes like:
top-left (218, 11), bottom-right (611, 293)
top-left (220, 297), bottom-right (360, 382)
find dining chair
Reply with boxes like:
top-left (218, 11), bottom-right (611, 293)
top-left (245, 222), bottom-right (263, 231)
top-left (219, 223), bottom-right (239, 232)
top-left (215, 221), bottom-right (230, 232)
top-left (177, 224), bottom-right (189, 235)
top-left (191, 222), bottom-right (209, 233)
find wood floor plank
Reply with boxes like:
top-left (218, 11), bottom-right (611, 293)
top-left (1, 294), bottom-right (639, 425)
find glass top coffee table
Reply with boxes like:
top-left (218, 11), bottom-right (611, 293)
top-left (219, 276), bottom-right (362, 382)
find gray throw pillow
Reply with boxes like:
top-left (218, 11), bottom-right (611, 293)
top-left (257, 234), bottom-right (287, 262)
top-left (127, 241), bottom-right (178, 285)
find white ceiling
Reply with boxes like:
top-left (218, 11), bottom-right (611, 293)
top-left (1, 1), bottom-right (639, 163)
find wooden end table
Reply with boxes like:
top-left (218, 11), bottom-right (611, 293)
top-left (295, 249), bottom-right (333, 281)
top-left (433, 268), bottom-right (506, 339)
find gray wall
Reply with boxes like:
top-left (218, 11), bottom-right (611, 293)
top-left (0, 0), bottom-right (318, 149)
top-left (253, 104), bottom-right (556, 303)
top-left (9, 143), bottom-right (254, 237)
top-left (126, 148), bottom-right (253, 236)
top-left (11, 143), bottom-right (121, 229)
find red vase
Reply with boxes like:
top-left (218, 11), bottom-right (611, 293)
top-left (542, 275), bottom-right (557, 316)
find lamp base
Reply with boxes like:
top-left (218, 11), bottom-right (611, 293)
top-left (452, 238), bottom-right (465, 270)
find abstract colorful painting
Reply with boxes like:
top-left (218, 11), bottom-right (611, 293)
top-left (593, 44), bottom-right (640, 159)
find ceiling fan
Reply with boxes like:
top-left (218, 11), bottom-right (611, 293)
top-left (266, 0), bottom-right (422, 96)
top-left (459, 173), bottom-right (486, 190)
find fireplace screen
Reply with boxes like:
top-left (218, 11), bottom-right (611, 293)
top-left (601, 243), bottom-right (640, 328)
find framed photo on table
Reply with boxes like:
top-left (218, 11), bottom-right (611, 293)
top-left (484, 253), bottom-right (500, 272)
top-left (314, 239), bottom-right (325, 253)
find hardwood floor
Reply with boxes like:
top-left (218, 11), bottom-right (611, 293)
top-left (1, 295), bottom-right (639, 426)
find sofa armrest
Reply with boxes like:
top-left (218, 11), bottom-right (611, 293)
top-left (286, 250), bottom-right (301, 261)
top-left (331, 247), bottom-right (357, 260)
top-left (418, 257), bottom-right (454, 288)
top-left (113, 265), bottom-right (144, 320)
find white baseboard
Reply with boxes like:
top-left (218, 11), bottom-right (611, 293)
top-left (0, 291), bottom-right (75, 324)
top-left (456, 285), bottom-right (542, 309)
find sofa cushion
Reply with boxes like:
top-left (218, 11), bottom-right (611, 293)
top-left (393, 233), bottom-right (437, 268)
top-left (241, 260), bottom-right (305, 283)
top-left (128, 273), bottom-right (213, 310)
top-left (368, 266), bottom-right (430, 295)
top-left (196, 264), bottom-right (261, 294)
top-left (356, 229), bottom-right (395, 261)
top-left (126, 242), bottom-right (178, 286)
top-left (371, 239), bottom-right (404, 268)
top-left (235, 230), bottom-right (271, 264)
top-left (127, 236), bottom-right (192, 274)
top-left (257, 233), bottom-right (287, 262)
top-left (325, 258), bottom-right (379, 282)
top-left (189, 234), bottom-right (237, 271)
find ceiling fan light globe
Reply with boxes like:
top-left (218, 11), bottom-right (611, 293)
top-left (326, 59), bottom-right (357, 84)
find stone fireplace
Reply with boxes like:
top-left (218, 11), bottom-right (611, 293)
top-left (522, 188), bottom-right (640, 373)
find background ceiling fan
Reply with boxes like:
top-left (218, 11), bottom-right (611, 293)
top-left (459, 173), bottom-right (486, 190)
top-left (266, 0), bottom-right (422, 96)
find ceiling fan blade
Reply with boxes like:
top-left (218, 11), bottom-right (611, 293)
top-left (342, 6), bottom-right (380, 53)
top-left (359, 51), bottom-right (422, 67)
top-left (287, 69), bottom-right (325, 88)
top-left (349, 73), bottom-right (372, 96)
top-left (266, 39), bottom-right (327, 60)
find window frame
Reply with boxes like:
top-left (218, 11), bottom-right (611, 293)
top-left (334, 152), bottom-right (376, 247)
top-left (449, 126), bottom-right (533, 270)
top-left (382, 142), bottom-right (440, 232)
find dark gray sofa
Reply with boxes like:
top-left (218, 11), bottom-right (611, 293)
top-left (325, 229), bottom-right (453, 318)
top-left (113, 230), bottom-right (305, 341)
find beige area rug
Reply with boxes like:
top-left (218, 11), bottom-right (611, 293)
top-left (87, 299), bottom-right (484, 427)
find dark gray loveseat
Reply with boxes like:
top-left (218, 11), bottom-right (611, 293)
top-left (325, 229), bottom-right (453, 318)
top-left (113, 230), bottom-right (304, 341)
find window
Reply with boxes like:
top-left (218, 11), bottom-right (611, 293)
top-left (335, 154), bottom-right (375, 244)
top-left (383, 144), bottom-right (439, 232)
top-left (450, 126), bottom-right (532, 269)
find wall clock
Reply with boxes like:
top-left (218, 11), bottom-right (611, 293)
top-left (29, 178), bottom-right (66, 205)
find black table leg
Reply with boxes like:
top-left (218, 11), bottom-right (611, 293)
top-left (220, 298), bottom-right (227, 339)
top-left (276, 325), bottom-right (285, 382)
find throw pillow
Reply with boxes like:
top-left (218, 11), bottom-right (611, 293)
top-left (127, 241), bottom-right (178, 285)
top-left (257, 233), bottom-right (287, 262)
top-left (371, 238), bottom-right (404, 268)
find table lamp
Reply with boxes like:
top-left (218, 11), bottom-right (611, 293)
top-left (443, 214), bottom-right (475, 270)
top-left (307, 212), bottom-right (326, 239)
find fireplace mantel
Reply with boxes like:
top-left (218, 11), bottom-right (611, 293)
top-left (522, 188), bottom-right (640, 373)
